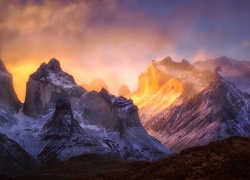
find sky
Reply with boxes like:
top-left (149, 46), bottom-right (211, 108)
top-left (1, 0), bottom-right (250, 102)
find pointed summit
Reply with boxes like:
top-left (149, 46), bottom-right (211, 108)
top-left (23, 58), bottom-right (85, 118)
top-left (44, 98), bottom-right (78, 130)
top-left (161, 56), bottom-right (173, 64)
top-left (39, 98), bottom-right (103, 165)
top-left (137, 60), bottom-right (172, 93)
top-left (30, 58), bottom-right (75, 85)
top-left (47, 58), bottom-right (62, 72)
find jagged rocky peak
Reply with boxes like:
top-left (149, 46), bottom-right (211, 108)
top-left (137, 60), bottom-right (173, 93)
top-left (181, 59), bottom-right (190, 64)
top-left (47, 58), bottom-right (62, 72)
top-left (44, 98), bottom-right (77, 129)
top-left (98, 88), bottom-right (138, 112)
top-left (39, 98), bottom-right (104, 165)
top-left (156, 56), bottom-right (193, 72)
top-left (30, 58), bottom-right (76, 87)
top-left (0, 60), bottom-right (21, 112)
top-left (161, 56), bottom-right (173, 63)
top-left (23, 58), bottom-right (86, 118)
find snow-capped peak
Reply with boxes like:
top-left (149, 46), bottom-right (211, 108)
top-left (30, 58), bottom-right (76, 89)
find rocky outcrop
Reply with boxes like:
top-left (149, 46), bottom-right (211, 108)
top-left (0, 59), bottom-right (21, 112)
top-left (23, 58), bottom-right (86, 118)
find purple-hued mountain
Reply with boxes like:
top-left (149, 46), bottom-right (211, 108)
top-left (1, 56), bottom-right (250, 177)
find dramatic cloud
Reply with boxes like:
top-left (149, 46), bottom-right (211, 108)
top-left (1, 0), bottom-right (250, 101)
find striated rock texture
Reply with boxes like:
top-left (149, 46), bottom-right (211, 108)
top-left (0, 132), bottom-right (40, 177)
top-left (118, 84), bottom-right (131, 97)
top-left (81, 78), bottom-right (109, 92)
top-left (23, 58), bottom-right (86, 118)
top-left (0, 59), bottom-right (21, 112)
top-left (145, 70), bottom-right (250, 152)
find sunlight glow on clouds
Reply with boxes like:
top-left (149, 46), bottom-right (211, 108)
top-left (1, 0), bottom-right (250, 101)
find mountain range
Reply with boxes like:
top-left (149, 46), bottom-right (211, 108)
top-left (129, 56), bottom-right (250, 152)
top-left (1, 56), bottom-right (250, 177)
top-left (0, 58), bottom-right (170, 177)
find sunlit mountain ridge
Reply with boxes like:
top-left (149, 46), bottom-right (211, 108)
top-left (129, 56), bottom-right (250, 152)
top-left (129, 56), bottom-right (212, 124)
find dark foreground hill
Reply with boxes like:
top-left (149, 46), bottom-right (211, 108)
top-left (18, 136), bottom-right (250, 179)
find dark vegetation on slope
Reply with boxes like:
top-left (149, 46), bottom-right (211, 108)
top-left (18, 136), bottom-right (250, 179)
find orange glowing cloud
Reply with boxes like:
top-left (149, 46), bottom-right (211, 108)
top-left (1, 1), bottom-right (181, 102)
top-left (4, 0), bottom-right (245, 102)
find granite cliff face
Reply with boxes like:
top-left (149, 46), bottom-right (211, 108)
top-left (23, 58), bottom-right (86, 118)
top-left (77, 88), bottom-right (172, 161)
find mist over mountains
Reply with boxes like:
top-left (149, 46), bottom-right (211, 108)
top-left (0, 56), bottom-right (250, 178)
